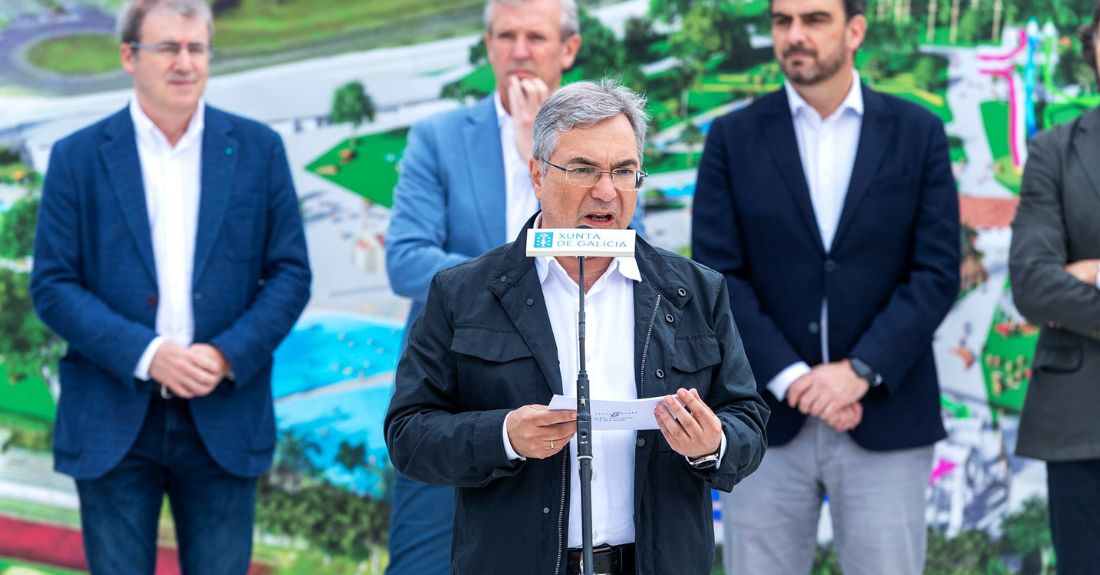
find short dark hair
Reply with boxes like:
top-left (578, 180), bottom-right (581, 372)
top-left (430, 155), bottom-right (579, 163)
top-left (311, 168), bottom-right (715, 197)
top-left (768, 0), bottom-right (866, 20)
top-left (1081, 1), bottom-right (1100, 74)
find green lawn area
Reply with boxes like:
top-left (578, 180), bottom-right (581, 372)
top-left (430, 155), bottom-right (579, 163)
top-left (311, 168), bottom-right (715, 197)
top-left (979, 100), bottom-right (1021, 194)
top-left (870, 74), bottom-right (953, 124)
top-left (25, 34), bottom-right (119, 76)
top-left (214, 0), bottom-right (482, 55)
top-left (0, 558), bottom-right (83, 575)
top-left (455, 64), bottom-right (585, 98)
top-left (645, 152), bottom-right (703, 175)
top-left (981, 302), bottom-right (1038, 414)
top-left (259, 547), bottom-right (388, 575)
top-left (1044, 98), bottom-right (1100, 128)
top-left (0, 163), bottom-right (32, 184)
top-left (305, 130), bottom-right (409, 207)
top-left (0, 363), bottom-right (55, 423)
top-left (0, 499), bottom-right (81, 529)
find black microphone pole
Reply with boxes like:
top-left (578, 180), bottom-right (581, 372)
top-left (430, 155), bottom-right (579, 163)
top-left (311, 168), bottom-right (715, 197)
top-left (575, 252), bottom-right (594, 575)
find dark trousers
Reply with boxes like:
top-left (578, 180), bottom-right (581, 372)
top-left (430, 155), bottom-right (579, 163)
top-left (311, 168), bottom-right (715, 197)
top-left (75, 392), bottom-right (257, 575)
top-left (1047, 459), bottom-right (1100, 575)
top-left (386, 472), bottom-right (453, 575)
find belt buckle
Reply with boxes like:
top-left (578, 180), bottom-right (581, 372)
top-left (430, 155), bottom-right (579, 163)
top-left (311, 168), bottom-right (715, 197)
top-left (159, 384), bottom-right (173, 399)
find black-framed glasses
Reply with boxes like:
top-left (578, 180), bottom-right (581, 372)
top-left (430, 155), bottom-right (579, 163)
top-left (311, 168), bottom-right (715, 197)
top-left (129, 41), bottom-right (212, 59)
top-left (539, 158), bottom-right (647, 191)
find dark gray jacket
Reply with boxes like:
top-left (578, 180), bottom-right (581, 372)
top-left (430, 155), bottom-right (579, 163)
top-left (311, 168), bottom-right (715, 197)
top-left (385, 223), bottom-right (769, 575)
top-left (1010, 107), bottom-right (1100, 461)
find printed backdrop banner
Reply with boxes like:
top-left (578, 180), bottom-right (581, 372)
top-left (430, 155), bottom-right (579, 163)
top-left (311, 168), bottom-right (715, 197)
top-left (0, 0), bottom-right (1093, 573)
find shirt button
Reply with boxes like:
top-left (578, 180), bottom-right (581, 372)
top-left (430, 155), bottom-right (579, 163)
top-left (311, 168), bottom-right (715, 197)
top-left (655, 369), bottom-right (665, 379)
top-left (543, 507), bottom-right (550, 514)
top-left (665, 313), bottom-right (674, 323)
top-left (808, 321), bottom-right (820, 334)
top-left (637, 438), bottom-right (646, 448)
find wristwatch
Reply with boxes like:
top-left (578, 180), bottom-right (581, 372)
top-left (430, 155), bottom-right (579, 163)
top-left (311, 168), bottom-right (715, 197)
top-left (688, 451), bottom-right (720, 470)
top-left (850, 356), bottom-right (883, 387)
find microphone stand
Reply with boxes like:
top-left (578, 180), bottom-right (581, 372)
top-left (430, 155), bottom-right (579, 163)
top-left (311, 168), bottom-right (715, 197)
top-left (575, 255), bottom-right (594, 575)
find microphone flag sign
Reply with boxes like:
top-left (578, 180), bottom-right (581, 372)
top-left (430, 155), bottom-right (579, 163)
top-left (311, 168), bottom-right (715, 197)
top-left (525, 228), bottom-right (637, 258)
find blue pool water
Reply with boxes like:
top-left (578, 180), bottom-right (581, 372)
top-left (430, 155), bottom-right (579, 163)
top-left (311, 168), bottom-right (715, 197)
top-left (272, 314), bottom-right (403, 399)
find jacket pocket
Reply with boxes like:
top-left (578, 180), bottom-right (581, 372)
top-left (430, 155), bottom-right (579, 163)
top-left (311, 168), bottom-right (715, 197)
top-left (659, 335), bottom-right (721, 453)
top-left (1032, 345), bottom-right (1083, 373)
top-left (451, 326), bottom-right (539, 409)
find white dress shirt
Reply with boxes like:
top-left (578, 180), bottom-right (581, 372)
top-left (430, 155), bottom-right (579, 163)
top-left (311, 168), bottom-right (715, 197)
top-left (767, 71), bottom-right (864, 401)
top-left (494, 92), bottom-right (539, 240)
top-left (131, 98), bottom-right (206, 380)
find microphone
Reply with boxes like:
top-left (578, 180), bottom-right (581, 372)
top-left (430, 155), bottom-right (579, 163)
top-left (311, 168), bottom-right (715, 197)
top-left (526, 224), bottom-right (636, 575)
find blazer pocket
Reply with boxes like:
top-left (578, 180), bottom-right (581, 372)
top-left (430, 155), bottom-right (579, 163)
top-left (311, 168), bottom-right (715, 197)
top-left (869, 174), bottom-right (913, 196)
top-left (1032, 345), bottom-right (1083, 373)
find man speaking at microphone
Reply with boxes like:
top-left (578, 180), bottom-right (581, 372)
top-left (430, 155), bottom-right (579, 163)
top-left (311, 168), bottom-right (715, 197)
top-left (384, 79), bottom-right (768, 575)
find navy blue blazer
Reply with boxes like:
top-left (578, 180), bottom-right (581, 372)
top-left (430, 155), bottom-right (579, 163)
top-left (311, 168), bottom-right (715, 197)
top-left (31, 105), bottom-right (312, 479)
top-left (692, 85), bottom-right (960, 451)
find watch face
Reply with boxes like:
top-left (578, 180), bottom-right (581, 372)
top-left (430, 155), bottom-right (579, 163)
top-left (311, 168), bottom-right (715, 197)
top-left (691, 456), bottom-right (718, 470)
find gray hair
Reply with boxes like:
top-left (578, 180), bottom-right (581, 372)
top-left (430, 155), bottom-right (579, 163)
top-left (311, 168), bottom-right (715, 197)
top-left (117, 0), bottom-right (213, 44)
top-left (484, 0), bottom-right (579, 39)
top-left (532, 79), bottom-right (648, 169)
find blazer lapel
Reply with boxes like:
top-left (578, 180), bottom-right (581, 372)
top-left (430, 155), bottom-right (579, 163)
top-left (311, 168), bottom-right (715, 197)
top-left (100, 109), bottom-right (157, 283)
top-left (192, 106), bottom-right (239, 285)
top-left (763, 92), bottom-right (826, 255)
top-left (463, 97), bottom-right (508, 249)
top-left (1072, 107), bottom-right (1100, 204)
top-left (832, 85), bottom-right (896, 250)
top-left (489, 227), bottom-right (564, 396)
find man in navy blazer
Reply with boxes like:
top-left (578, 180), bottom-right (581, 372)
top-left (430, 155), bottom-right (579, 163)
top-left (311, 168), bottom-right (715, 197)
top-left (30, 1), bottom-right (310, 573)
top-left (692, 0), bottom-right (959, 573)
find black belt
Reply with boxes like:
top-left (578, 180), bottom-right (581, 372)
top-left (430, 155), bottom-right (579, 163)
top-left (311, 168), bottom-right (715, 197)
top-left (566, 543), bottom-right (635, 575)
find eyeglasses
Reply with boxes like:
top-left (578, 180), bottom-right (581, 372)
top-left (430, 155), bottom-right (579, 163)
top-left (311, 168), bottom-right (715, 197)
top-left (539, 159), bottom-right (647, 191)
top-left (129, 41), bottom-right (212, 59)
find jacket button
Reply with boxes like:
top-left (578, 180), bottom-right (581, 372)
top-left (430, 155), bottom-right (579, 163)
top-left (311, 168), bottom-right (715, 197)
top-left (525, 298), bottom-right (534, 306)
top-left (824, 259), bottom-right (838, 273)
top-left (808, 321), bottom-right (820, 334)
top-left (665, 313), bottom-right (674, 323)
top-left (542, 507), bottom-right (550, 514)
top-left (637, 438), bottom-right (646, 447)
top-left (655, 369), bottom-right (665, 378)
top-left (677, 288), bottom-right (687, 297)
top-left (499, 275), bottom-right (508, 283)
top-left (146, 294), bottom-right (158, 307)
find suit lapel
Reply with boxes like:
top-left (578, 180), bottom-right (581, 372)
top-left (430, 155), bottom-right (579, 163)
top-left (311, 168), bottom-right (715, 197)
top-left (463, 97), bottom-right (508, 249)
top-left (1072, 107), bottom-right (1100, 205)
top-left (100, 109), bottom-right (157, 283)
top-left (832, 85), bottom-right (895, 250)
top-left (489, 228), bottom-right (564, 396)
top-left (192, 106), bottom-right (239, 285)
top-left (763, 92), bottom-right (825, 254)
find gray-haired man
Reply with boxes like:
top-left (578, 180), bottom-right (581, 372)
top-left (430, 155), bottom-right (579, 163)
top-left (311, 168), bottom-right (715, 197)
top-left (385, 80), bottom-right (768, 575)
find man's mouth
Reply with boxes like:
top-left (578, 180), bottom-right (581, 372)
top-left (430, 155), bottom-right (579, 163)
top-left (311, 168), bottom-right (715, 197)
top-left (583, 212), bottom-right (615, 226)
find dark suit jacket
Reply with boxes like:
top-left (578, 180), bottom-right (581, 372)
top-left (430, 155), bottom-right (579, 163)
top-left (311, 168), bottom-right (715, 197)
top-left (1010, 107), bottom-right (1100, 462)
top-left (692, 85), bottom-right (960, 451)
top-left (385, 220), bottom-right (768, 575)
top-left (30, 105), bottom-right (312, 479)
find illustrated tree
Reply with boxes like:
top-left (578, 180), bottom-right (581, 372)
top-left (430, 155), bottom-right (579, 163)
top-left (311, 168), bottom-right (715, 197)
top-left (335, 440), bottom-right (368, 473)
top-left (269, 427), bottom-right (322, 491)
top-left (0, 268), bottom-right (62, 383)
top-left (329, 81), bottom-right (376, 149)
top-left (680, 121), bottom-right (705, 168)
top-left (1000, 497), bottom-right (1054, 575)
top-left (623, 16), bottom-right (661, 64)
top-left (0, 194), bottom-right (39, 259)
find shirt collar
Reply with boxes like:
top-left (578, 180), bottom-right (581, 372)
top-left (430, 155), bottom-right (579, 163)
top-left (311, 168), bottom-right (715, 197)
top-left (784, 69), bottom-right (864, 121)
top-left (129, 96), bottom-right (206, 152)
top-left (493, 91), bottom-right (512, 129)
top-left (531, 213), bottom-right (642, 286)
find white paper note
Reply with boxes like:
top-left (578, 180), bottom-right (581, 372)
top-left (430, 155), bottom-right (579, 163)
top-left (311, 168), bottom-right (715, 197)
top-left (548, 394), bottom-right (668, 431)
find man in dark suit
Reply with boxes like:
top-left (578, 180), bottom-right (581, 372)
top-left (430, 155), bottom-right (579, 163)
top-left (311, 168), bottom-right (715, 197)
top-left (692, 0), bottom-right (960, 572)
top-left (29, 1), bottom-right (311, 572)
top-left (1009, 6), bottom-right (1100, 571)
